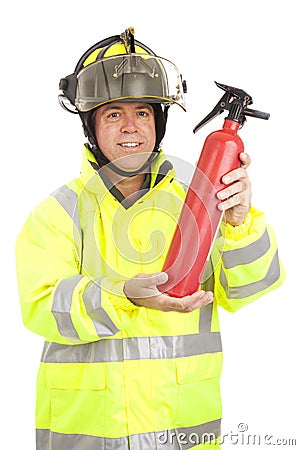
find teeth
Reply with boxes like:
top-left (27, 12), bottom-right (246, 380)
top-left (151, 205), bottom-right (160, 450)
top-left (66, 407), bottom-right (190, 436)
top-left (120, 143), bottom-right (140, 148)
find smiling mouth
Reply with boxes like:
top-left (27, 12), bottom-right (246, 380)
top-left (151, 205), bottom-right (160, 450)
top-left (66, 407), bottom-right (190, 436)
top-left (119, 142), bottom-right (141, 148)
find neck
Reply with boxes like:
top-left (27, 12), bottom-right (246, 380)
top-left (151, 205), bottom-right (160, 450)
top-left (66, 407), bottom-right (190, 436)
top-left (101, 165), bottom-right (146, 199)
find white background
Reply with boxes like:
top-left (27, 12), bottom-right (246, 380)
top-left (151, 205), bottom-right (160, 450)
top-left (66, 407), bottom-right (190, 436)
top-left (1, 0), bottom-right (299, 448)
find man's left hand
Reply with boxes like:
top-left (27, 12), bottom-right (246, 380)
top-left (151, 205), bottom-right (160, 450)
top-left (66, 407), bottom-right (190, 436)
top-left (217, 152), bottom-right (252, 226)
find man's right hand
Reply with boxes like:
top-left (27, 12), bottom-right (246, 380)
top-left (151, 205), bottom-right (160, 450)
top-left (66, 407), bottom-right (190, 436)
top-left (123, 272), bottom-right (213, 313)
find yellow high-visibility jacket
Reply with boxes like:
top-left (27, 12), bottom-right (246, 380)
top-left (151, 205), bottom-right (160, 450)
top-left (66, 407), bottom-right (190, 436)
top-left (16, 145), bottom-right (284, 449)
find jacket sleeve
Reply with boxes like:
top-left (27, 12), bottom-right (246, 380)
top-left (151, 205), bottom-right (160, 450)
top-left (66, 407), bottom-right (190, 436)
top-left (210, 206), bottom-right (285, 312)
top-left (15, 195), bottom-right (140, 345)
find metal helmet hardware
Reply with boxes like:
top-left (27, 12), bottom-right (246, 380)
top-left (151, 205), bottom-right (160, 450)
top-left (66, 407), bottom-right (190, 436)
top-left (59, 28), bottom-right (186, 113)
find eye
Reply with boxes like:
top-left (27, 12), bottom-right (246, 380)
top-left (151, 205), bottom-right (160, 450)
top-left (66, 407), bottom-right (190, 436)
top-left (109, 112), bottom-right (119, 118)
top-left (137, 110), bottom-right (149, 117)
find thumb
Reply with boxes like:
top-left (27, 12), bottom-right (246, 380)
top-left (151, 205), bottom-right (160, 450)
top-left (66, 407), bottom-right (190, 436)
top-left (155, 272), bottom-right (169, 285)
top-left (138, 272), bottom-right (168, 287)
top-left (239, 152), bottom-right (251, 168)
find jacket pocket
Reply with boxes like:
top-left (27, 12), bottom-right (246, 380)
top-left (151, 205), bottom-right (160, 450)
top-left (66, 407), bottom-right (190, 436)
top-left (174, 353), bottom-right (223, 430)
top-left (46, 362), bottom-right (106, 390)
top-left (46, 363), bottom-right (106, 436)
top-left (176, 352), bottom-right (222, 385)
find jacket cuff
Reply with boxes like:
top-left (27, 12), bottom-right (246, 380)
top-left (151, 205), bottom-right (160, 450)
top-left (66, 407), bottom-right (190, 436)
top-left (101, 278), bottom-right (139, 311)
top-left (220, 207), bottom-right (254, 241)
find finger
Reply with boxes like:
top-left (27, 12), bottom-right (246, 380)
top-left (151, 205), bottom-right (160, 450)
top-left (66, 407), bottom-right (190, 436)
top-left (149, 290), bottom-right (214, 313)
top-left (136, 272), bottom-right (168, 287)
top-left (194, 293), bottom-right (214, 311)
top-left (239, 152), bottom-right (251, 168)
top-left (156, 292), bottom-right (201, 312)
top-left (217, 192), bottom-right (245, 211)
top-left (217, 180), bottom-right (248, 201)
top-left (154, 295), bottom-right (188, 312)
top-left (181, 297), bottom-right (213, 313)
top-left (195, 290), bottom-right (214, 306)
top-left (180, 290), bottom-right (214, 312)
top-left (222, 167), bottom-right (249, 184)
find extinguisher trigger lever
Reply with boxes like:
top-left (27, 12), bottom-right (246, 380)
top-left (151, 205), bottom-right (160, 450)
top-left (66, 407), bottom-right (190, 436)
top-left (193, 92), bottom-right (230, 134)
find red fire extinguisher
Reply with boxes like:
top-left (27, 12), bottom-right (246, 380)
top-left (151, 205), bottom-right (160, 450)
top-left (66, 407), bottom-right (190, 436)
top-left (159, 82), bottom-right (270, 297)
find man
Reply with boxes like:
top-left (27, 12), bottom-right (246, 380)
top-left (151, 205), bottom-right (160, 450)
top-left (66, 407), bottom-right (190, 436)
top-left (16, 28), bottom-right (284, 449)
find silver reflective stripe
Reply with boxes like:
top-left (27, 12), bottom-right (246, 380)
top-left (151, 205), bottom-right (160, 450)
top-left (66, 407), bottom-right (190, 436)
top-left (36, 419), bottom-right (221, 449)
top-left (51, 184), bottom-right (83, 270)
top-left (83, 279), bottom-right (120, 337)
top-left (199, 303), bottom-right (213, 334)
top-left (220, 250), bottom-right (280, 299)
top-left (51, 275), bottom-right (83, 341)
top-left (36, 429), bottom-right (50, 450)
top-left (170, 418), bottom-right (221, 448)
top-left (41, 332), bottom-right (222, 363)
top-left (51, 185), bottom-right (81, 234)
top-left (222, 228), bottom-right (271, 269)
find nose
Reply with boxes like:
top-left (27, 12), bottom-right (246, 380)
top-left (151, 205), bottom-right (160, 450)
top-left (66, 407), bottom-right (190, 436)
top-left (120, 114), bottom-right (138, 133)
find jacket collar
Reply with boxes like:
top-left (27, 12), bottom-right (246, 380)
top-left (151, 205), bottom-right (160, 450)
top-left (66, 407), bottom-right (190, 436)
top-left (80, 143), bottom-right (175, 195)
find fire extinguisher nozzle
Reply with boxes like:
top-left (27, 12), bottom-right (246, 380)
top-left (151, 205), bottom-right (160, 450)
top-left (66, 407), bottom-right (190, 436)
top-left (244, 107), bottom-right (270, 120)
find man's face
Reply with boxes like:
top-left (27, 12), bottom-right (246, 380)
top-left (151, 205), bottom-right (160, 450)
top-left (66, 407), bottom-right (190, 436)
top-left (94, 102), bottom-right (156, 172)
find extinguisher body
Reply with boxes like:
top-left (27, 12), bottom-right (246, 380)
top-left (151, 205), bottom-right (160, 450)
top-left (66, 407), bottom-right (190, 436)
top-left (159, 119), bottom-right (244, 297)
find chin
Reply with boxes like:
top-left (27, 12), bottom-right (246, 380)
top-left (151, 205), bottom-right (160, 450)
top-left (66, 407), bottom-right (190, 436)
top-left (114, 153), bottom-right (151, 171)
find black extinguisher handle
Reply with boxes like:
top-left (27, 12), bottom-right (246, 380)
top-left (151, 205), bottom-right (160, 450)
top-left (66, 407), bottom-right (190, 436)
top-left (193, 82), bottom-right (270, 134)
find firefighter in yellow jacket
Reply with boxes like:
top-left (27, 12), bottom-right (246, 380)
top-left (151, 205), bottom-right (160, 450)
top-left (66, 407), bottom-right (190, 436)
top-left (15, 28), bottom-right (285, 449)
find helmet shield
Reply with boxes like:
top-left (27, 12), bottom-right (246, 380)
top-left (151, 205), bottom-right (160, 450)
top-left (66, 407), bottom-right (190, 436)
top-left (75, 54), bottom-right (185, 112)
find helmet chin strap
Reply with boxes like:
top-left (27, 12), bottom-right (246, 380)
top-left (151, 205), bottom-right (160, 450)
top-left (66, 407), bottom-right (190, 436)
top-left (80, 104), bottom-right (168, 178)
top-left (89, 143), bottom-right (160, 177)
